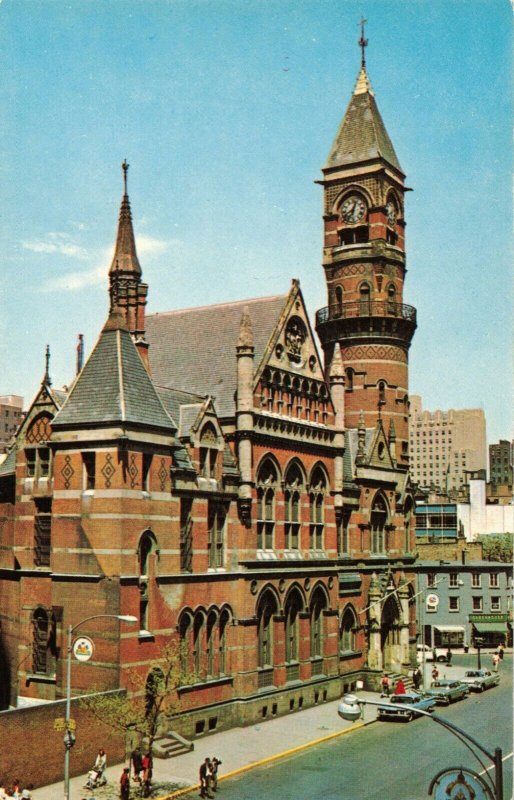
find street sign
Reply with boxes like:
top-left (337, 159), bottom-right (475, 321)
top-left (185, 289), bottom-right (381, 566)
top-left (72, 635), bottom-right (94, 662)
top-left (54, 718), bottom-right (76, 731)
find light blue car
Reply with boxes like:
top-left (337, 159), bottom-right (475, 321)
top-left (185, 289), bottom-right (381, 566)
top-left (377, 691), bottom-right (437, 722)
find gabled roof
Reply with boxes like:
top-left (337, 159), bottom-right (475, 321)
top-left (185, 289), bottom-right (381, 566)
top-left (156, 386), bottom-right (205, 438)
top-left (145, 293), bottom-right (288, 418)
top-left (53, 310), bottom-right (176, 433)
top-left (325, 67), bottom-right (403, 174)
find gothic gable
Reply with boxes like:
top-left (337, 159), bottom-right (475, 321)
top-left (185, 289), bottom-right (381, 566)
top-left (367, 422), bottom-right (395, 470)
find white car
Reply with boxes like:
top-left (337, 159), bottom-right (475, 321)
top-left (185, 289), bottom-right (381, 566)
top-left (416, 644), bottom-right (448, 663)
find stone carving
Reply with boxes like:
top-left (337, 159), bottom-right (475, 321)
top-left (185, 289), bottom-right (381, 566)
top-left (61, 454), bottom-right (74, 490)
top-left (285, 317), bottom-right (307, 365)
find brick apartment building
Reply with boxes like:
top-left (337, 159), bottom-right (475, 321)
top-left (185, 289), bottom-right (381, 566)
top-left (0, 42), bottom-right (419, 735)
top-left (409, 395), bottom-right (487, 494)
top-left (0, 395), bottom-right (23, 454)
top-left (489, 439), bottom-right (513, 487)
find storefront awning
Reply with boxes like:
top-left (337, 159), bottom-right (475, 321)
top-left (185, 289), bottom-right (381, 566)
top-left (434, 625), bottom-right (465, 633)
top-left (472, 621), bottom-right (507, 634)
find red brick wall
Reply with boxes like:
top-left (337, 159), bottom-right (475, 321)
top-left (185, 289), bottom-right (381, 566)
top-left (0, 690), bottom-right (126, 789)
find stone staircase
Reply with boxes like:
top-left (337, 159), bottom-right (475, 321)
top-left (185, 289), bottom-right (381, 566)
top-left (153, 730), bottom-right (194, 759)
top-left (384, 671), bottom-right (415, 693)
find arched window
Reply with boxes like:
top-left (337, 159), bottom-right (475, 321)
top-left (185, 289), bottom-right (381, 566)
top-left (25, 413), bottom-right (53, 480)
top-left (371, 494), bottom-right (388, 554)
top-left (138, 531), bottom-right (157, 631)
top-left (309, 467), bottom-right (327, 551)
top-left (359, 283), bottom-right (371, 316)
top-left (218, 608), bottom-right (230, 676)
top-left (206, 609), bottom-right (217, 678)
top-left (334, 285), bottom-right (343, 317)
top-left (199, 423), bottom-right (218, 479)
top-left (310, 587), bottom-right (327, 662)
top-left (257, 459), bottom-right (279, 550)
top-left (179, 611), bottom-right (194, 676)
top-left (193, 612), bottom-right (205, 678)
top-left (284, 463), bottom-right (304, 550)
top-left (285, 590), bottom-right (303, 662)
top-left (387, 283), bottom-right (397, 314)
top-left (340, 607), bottom-right (357, 653)
top-left (32, 608), bottom-right (49, 674)
top-left (139, 531), bottom-right (156, 576)
top-left (257, 591), bottom-right (278, 669)
top-left (378, 381), bottom-right (386, 406)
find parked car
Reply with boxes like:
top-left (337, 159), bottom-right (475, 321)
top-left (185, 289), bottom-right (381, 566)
top-left (425, 679), bottom-right (469, 705)
top-left (377, 691), bottom-right (437, 722)
top-left (416, 644), bottom-right (448, 663)
top-left (460, 669), bottom-right (500, 692)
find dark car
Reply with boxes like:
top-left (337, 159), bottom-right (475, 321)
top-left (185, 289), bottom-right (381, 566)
top-left (377, 691), bottom-right (437, 722)
top-left (425, 679), bottom-right (469, 705)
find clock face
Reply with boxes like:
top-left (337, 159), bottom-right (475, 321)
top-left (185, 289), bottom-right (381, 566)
top-left (341, 195), bottom-right (366, 224)
top-left (386, 200), bottom-right (397, 226)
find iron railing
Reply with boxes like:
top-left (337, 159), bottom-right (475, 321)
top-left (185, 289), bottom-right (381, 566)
top-left (316, 300), bottom-right (417, 327)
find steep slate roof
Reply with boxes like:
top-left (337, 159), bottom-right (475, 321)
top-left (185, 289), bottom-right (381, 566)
top-left (53, 311), bottom-right (176, 432)
top-left (156, 386), bottom-right (205, 438)
top-left (146, 294), bottom-right (288, 418)
top-left (325, 67), bottom-right (403, 173)
top-left (0, 447), bottom-right (16, 477)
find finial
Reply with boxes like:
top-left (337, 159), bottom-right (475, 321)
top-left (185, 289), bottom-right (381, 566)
top-left (122, 159), bottom-right (129, 195)
top-left (358, 17), bottom-right (368, 69)
top-left (237, 305), bottom-right (254, 349)
top-left (44, 344), bottom-right (52, 386)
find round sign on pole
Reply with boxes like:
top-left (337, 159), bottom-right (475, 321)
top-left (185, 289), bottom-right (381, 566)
top-left (72, 636), bottom-right (94, 662)
top-left (429, 766), bottom-right (493, 799)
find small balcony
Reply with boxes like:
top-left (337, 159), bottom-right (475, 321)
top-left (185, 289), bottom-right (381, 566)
top-left (315, 300), bottom-right (417, 347)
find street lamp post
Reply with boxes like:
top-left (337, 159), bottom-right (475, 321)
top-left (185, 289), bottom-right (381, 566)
top-left (339, 695), bottom-right (504, 800)
top-left (475, 636), bottom-right (484, 670)
top-left (64, 613), bottom-right (137, 800)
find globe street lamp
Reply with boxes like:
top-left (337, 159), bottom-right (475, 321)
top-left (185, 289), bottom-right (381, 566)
top-left (64, 613), bottom-right (138, 800)
top-left (338, 694), bottom-right (504, 800)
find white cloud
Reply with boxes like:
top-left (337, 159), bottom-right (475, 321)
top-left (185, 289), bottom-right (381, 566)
top-left (137, 235), bottom-right (170, 257)
top-left (42, 264), bottom-right (106, 292)
top-left (22, 232), bottom-right (88, 260)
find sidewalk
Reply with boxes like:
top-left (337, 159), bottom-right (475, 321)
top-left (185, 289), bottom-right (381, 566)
top-left (33, 691), bottom-right (379, 800)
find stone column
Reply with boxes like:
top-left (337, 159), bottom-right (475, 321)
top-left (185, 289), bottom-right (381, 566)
top-left (366, 573), bottom-right (383, 672)
top-left (397, 572), bottom-right (411, 665)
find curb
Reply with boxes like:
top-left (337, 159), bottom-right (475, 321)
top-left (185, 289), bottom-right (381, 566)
top-left (155, 718), bottom-right (373, 799)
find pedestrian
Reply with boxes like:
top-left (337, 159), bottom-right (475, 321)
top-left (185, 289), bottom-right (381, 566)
top-left (498, 643), bottom-right (505, 661)
top-left (446, 647), bottom-right (452, 666)
top-left (0, 780), bottom-right (9, 800)
top-left (492, 652), bottom-right (500, 672)
top-left (199, 757), bottom-right (213, 799)
top-left (141, 752), bottom-right (153, 798)
top-left (394, 678), bottom-right (406, 695)
top-left (431, 666), bottom-right (439, 682)
top-left (21, 789), bottom-right (34, 800)
top-left (380, 674), bottom-right (390, 696)
top-left (11, 779), bottom-right (21, 798)
top-left (131, 746), bottom-right (143, 782)
top-left (120, 767), bottom-right (130, 800)
top-left (210, 757), bottom-right (222, 792)
top-left (412, 667), bottom-right (421, 691)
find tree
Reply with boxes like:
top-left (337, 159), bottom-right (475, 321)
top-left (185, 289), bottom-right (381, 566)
top-left (81, 640), bottom-right (189, 753)
top-left (477, 532), bottom-right (513, 564)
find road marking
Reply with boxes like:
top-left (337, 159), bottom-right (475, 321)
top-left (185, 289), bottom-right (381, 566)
top-left (477, 750), bottom-right (513, 777)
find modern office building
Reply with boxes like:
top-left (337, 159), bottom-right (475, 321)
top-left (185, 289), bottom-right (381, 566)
top-left (409, 395), bottom-right (486, 494)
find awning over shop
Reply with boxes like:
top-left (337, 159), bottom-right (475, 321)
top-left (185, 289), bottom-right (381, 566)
top-left (434, 625), bottom-right (465, 633)
top-left (472, 621), bottom-right (507, 634)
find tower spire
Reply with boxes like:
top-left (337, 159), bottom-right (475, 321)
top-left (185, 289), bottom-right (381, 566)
top-left (43, 344), bottom-right (51, 386)
top-left (109, 159), bottom-right (142, 280)
top-left (122, 158), bottom-right (129, 195)
top-left (358, 17), bottom-right (368, 70)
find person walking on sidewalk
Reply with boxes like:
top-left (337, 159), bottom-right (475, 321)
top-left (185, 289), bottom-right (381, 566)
top-left (492, 652), bottom-right (500, 672)
top-left (412, 667), bottom-right (422, 691)
top-left (380, 674), bottom-right (391, 696)
top-left (210, 757), bottom-right (222, 792)
top-left (120, 767), bottom-right (130, 800)
top-left (446, 647), bottom-right (452, 666)
top-left (199, 758), bottom-right (213, 799)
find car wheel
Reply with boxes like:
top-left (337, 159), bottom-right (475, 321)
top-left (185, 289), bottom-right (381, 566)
top-left (437, 655), bottom-right (446, 662)
top-left (479, 684), bottom-right (485, 692)
top-left (405, 713), bottom-right (413, 722)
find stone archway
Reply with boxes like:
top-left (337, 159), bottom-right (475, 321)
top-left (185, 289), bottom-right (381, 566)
top-left (381, 593), bottom-right (402, 668)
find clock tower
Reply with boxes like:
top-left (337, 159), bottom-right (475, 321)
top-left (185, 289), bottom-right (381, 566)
top-left (315, 29), bottom-right (416, 467)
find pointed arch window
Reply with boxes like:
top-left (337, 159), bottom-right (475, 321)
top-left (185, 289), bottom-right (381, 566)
top-left (218, 609), bottom-right (230, 676)
top-left (257, 592), bottom-right (277, 669)
top-left (378, 381), bottom-right (386, 406)
top-left (340, 607), bottom-right (357, 653)
top-left (284, 463), bottom-right (303, 550)
top-left (193, 612), bottom-right (205, 679)
top-left (387, 283), bottom-right (397, 315)
top-left (206, 609), bottom-right (217, 679)
top-left (309, 467), bottom-right (327, 551)
top-left (257, 459), bottom-right (279, 550)
top-left (199, 423), bottom-right (218, 479)
top-left (310, 587), bottom-right (327, 661)
top-left (25, 413), bottom-right (53, 480)
top-left (138, 531), bottom-right (157, 631)
top-left (345, 368), bottom-right (354, 392)
top-left (334, 285), bottom-right (344, 317)
top-left (285, 591), bottom-right (302, 663)
top-left (179, 611), bottom-right (194, 676)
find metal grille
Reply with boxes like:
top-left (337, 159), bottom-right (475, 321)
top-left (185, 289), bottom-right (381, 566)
top-left (257, 668), bottom-right (274, 689)
top-left (34, 515), bottom-right (51, 566)
top-left (286, 663), bottom-right (300, 682)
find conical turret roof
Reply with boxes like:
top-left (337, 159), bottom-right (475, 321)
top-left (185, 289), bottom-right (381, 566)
top-left (109, 160), bottom-right (142, 276)
top-left (325, 66), bottom-right (403, 174)
top-left (53, 308), bottom-right (176, 432)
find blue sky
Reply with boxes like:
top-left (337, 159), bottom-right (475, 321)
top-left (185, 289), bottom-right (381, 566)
top-left (0, 0), bottom-right (511, 444)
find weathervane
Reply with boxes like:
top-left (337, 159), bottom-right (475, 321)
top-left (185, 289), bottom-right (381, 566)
top-left (358, 17), bottom-right (368, 69)
top-left (122, 159), bottom-right (129, 194)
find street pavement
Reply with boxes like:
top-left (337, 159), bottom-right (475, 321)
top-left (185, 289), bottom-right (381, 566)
top-left (31, 653), bottom-right (511, 800)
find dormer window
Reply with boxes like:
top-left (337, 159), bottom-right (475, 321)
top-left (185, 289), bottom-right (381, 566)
top-left (199, 423), bottom-right (218, 479)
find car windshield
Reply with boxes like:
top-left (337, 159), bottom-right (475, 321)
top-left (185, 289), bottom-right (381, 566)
top-left (391, 696), bottom-right (413, 704)
top-left (465, 671), bottom-right (480, 677)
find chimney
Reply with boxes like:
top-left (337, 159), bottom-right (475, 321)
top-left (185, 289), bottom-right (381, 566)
top-left (461, 549), bottom-right (467, 565)
top-left (76, 334), bottom-right (84, 375)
